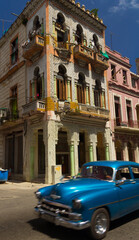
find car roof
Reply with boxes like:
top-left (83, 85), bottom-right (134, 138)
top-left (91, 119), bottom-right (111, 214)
top-left (83, 160), bottom-right (139, 169)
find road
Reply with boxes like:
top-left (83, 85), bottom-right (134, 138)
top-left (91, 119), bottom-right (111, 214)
top-left (0, 181), bottom-right (139, 240)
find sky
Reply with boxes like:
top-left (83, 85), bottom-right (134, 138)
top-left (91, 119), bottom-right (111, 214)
top-left (0, 0), bottom-right (139, 73)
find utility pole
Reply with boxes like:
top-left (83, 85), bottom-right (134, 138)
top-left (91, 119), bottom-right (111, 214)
top-left (0, 19), bottom-right (12, 35)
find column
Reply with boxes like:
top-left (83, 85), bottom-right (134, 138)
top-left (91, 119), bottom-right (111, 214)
top-left (68, 129), bottom-right (79, 176)
top-left (54, 75), bottom-right (57, 98)
top-left (23, 125), bottom-right (38, 181)
top-left (89, 144), bottom-right (93, 162)
top-left (101, 91), bottom-right (105, 108)
top-left (67, 80), bottom-right (71, 102)
top-left (87, 131), bottom-right (97, 162)
top-left (134, 144), bottom-right (139, 163)
top-left (70, 143), bottom-right (75, 176)
top-left (43, 120), bottom-right (57, 184)
top-left (30, 129), bottom-right (38, 180)
top-left (92, 87), bottom-right (95, 106)
top-left (105, 143), bottom-right (110, 161)
top-left (75, 82), bottom-right (78, 103)
top-left (86, 86), bottom-right (89, 105)
top-left (104, 130), bottom-right (110, 161)
top-left (123, 142), bottom-right (129, 161)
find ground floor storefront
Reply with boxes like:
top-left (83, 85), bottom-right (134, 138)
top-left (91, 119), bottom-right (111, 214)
top-left (0, 114), bottom-right (113, 184)
top-left (113, 131), bottom-right (139, 162)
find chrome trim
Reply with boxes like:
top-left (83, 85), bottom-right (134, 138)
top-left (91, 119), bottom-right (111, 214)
top-left (50, 194), bottom-right (61, 200)
top-left (35, 206), bottom-right (90, 230)
top-left (42, 199), bottom-right (72, 213)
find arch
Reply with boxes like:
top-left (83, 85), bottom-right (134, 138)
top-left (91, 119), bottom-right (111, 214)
top-left (33, 15), bottom-right (41, 31)
top-left (115, 140), bottom-right (123, 160)
top-left (93, 33), bottom-right (101, 52)
top-left (94, 79), bottom-right (102, 107)
top-left (33, 66), bottom-right (42, 99)
top-left (56, 65), bottom-right (67, 101)
top-left (127, 141), bottom-right (134, 161)
top-left (58, 64), bottom-right (67, 76)
top-left (57, 12), bottom-right (65, 24)
top-left (34, 66), bottom-right (40, 77)
top-left (78, 72), bottom-right (85, 84)
top-left (76, 24), bottom-right (84, 44)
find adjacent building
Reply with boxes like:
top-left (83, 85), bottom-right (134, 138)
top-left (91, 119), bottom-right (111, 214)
top-left (106, 46), bottom-right (139, 162)
top-left (0, 0), bottom-right (110, 183)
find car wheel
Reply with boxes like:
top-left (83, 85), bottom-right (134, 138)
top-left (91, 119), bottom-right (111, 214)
top-left (90, 208), bottom-right (110, 240)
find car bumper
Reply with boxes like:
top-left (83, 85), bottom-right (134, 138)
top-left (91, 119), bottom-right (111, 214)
top-left (35, 206), bottom-right (90, 230)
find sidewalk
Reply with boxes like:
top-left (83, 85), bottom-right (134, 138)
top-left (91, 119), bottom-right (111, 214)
top-left (0, 180), bottom-right (48, 190)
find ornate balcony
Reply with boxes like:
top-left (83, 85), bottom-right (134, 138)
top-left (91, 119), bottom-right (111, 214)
top-left (54, 42), bottom-right (71, 59)
top-left (22, 35), bottom-right (44, 61)
top-left (22, 100), bottom-right (45, 116)
top-left (55, 101), bottom-right (109, 120)
top-left (93, 52), bottom-right (109, 73)
top-left (74, 45), bottom-right (94, 65)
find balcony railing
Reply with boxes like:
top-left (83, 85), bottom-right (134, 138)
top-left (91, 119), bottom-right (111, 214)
top-left (54, 41), bottom-right (71, 59)
top-left (74, 44), bottom-right (94, 64)
top-left (93, 52), bottom-right (109, 72)
top-left (22, 100), bottom-right (45, 115)
top-left (22, 34), bottom-right (44, 60)
top-left (114, 119), bottom-right (139, 128)
top-left (55, 101), bottom-right (109, 119)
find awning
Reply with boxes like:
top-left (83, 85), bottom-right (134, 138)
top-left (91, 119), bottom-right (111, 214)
top-left (100, 50), bottom-right (109, 59)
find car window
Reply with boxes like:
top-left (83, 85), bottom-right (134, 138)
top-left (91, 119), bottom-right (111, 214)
top-left (132, 167), bottom-right (139, 179)
top-left (116, 167), bottom-right (131, 180)
top-left (80, 166), bottom-right (113, 180)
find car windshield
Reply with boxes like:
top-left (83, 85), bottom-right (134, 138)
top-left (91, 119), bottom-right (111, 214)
top-left (80, 165), bottom-right (113, 180)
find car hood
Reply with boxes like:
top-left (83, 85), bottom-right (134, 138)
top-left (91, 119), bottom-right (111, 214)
top-left (45, 178), bottom-right (114, 204)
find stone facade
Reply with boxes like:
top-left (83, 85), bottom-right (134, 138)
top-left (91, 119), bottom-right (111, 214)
top-left (0, 0), bottom-right (110, 183)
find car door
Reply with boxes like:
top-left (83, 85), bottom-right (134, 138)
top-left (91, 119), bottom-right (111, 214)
top-left (115, 166), bottom-right (138, 216)
top-left (130, 166), bottom-right (139, 209)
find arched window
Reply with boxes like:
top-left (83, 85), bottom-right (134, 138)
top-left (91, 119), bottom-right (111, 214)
top-left (75, 24), bottom-right (84, 45)
top-left (77, 72), bottom-right (86, 104)
top-left (33, 16), bottom-right (41, 31)
top-left (94, 79), bottom-right (102, 107)
top-left (127, 142), bottom-right (135, 162)
top-left (93, 34), bottom-right (101, 52)
top-left (55, 12), bottom-right (69, 48)
top-left (33, 67), bottom-right (42, 99)
top-left (56, 65), bottom-right (67, 101)
top-left (30, 67), bottom-right (44, 101)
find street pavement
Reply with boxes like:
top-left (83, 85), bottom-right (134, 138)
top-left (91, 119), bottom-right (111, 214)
top-left (0, 181), bottom-right (139, 240)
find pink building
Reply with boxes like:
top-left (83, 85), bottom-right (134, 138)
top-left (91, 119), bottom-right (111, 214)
top-left (106, 46), bottom-right (139, 162)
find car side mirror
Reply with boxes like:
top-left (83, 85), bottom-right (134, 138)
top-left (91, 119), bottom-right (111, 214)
top-left (115, 179), bottom-right (125, 186)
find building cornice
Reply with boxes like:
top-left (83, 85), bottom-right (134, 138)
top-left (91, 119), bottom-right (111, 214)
top-left (51, 0), bottom-right (106, 32)
top-left (108, 52), bottom-right (132, 69)
top-left (108, 81), bottom-right (139, 98)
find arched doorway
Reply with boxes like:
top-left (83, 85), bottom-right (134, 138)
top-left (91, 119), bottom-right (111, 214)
top-left (127, 142), bottom-right (134, 162)
top-left (97, 133), bottom-right (105, 160)
top-left (115, 140), bottom-right (123, 160)
top-left (56, 131), bottom-right (70, 176)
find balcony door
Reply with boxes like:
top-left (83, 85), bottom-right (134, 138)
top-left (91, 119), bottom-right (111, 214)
top-left (114, 96), bottom-right (121, 126)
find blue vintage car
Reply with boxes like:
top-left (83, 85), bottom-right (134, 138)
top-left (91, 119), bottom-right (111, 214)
top-left (35, 161), bottom-right (139, 239)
